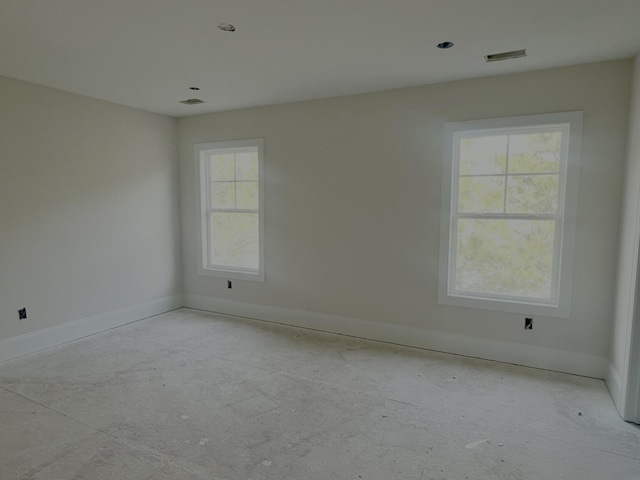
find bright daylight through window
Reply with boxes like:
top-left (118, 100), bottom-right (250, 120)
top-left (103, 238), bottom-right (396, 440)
top-left (196, 139), bottom-right (264, 281)
top-left (439, 112), bottom-right (582, 317)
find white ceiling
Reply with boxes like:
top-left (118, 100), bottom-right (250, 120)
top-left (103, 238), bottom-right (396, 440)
top-left (1, 0), bottom-right (640, 117)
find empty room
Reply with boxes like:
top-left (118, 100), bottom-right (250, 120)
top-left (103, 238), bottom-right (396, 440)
top-left (1, 1), bottom-right (640, 479)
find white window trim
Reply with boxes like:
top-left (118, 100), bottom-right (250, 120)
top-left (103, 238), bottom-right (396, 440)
top-left (195, 138), bottom-right (265, 282)
top-left (438, 112), bottom-right (582, 318)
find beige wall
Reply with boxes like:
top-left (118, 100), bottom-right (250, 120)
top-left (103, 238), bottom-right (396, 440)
top-left (0, 75), bottom-right (182, 342)
top-left (0, 58), bottom-right (633, 380)
top-left (179, 60), bottom-right (631, 373)
top-left (610, 53), bottom-right (640, 421)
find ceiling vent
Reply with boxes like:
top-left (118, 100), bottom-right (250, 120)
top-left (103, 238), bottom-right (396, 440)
top-left (179, 98), bottom-right (206, 105)
top-left (484, 49), bottom-right (526, 62)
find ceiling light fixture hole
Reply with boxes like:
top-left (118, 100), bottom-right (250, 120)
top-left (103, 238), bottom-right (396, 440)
top-left (189, 87), bottom-right (200, 91)
top-left (437, 41), bottom-right (454, 49)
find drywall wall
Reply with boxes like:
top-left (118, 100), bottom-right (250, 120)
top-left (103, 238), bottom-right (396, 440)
top-left (610, 53), bottom-right (640, 422)
top-left (0, 75), bottom-right (182, 350)
top-left (178, 60), bottom-right (631, 377)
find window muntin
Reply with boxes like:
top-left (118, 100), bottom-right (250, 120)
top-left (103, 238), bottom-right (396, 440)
top-left (197, 139), bottom-right (264, 281)
top-left (439, 113), bottom-right (582, 317)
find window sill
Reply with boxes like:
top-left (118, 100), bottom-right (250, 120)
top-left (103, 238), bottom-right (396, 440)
top-left (438, 291), bottom-right (569, 318)
top-left (197, 266), bottom-right (265, 282)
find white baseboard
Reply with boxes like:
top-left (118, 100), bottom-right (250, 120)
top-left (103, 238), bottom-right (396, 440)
top-left (607, 361), bottom-right (640, 424)
top-left (0, 295), bottom-right (183, 363)
top-left (606, 362), bottom-right (624, 414)
top-left (184, 295), bottom-right (608, 379)
top-left (1, 293), bottom-right (608, 380)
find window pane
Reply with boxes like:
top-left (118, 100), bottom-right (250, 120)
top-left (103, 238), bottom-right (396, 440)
top-left (236, 151), bottom-right (259, 180)
top-left (209, 212), bottom-right (259, 270)
top-left (459, 136), bottom-right (507, 175)
top-left (211, 182), bottom-right (235, 209)
top-left (209, 153), bottom-right (235, 181)
top-left (455, 219), bottom-right (555, 299)
top-left (508, 132), bottom-right (562, 173)
top-left (458, 176), bottom-right (505, 213)
top-left (236, 181), bottom-right (258, 210)
top-left (506, 175), bottom-right (559, 214)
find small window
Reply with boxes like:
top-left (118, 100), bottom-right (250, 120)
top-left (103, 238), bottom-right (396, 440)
top-left (196, 139), bottom-right (264, 281)
top-left (438, 112), bottom-right (582, 317)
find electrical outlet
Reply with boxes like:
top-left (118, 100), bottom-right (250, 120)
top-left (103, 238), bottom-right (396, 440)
top-left (18, 308), bottom-right (27, 320)
top-left (227, 280), bottom-right (232, 289)
top-left (525, 317), bottom-right (533, 330)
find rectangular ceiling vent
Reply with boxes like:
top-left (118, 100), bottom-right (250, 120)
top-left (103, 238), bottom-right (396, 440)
top-left (179, 98), bottom-right (206, 105)
top-left (484, 49), bottom-right (527, 63)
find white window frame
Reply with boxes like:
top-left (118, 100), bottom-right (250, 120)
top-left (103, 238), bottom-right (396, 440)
top-left (196, 138), bottom-right (265, 282)
top-left (438, 112), bottom-right (582, 317)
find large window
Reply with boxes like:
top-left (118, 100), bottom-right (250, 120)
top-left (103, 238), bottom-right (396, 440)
top-left (196, 139), bottom-right (264, 281)
top-left (438, 112), bottom-right (582, 317)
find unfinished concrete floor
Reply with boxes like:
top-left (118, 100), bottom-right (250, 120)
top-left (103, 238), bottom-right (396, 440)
top-left (0, 308), bottom-right (639, 480)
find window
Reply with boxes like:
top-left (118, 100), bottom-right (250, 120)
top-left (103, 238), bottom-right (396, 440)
top-left (438, 112), bottom-right (582, 317)
top-left (196, 139), bottom-right (264, 281)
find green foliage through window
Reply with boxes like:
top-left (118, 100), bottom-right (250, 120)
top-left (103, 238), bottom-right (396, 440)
top-left (198, 140), bottom-right (263, 279)
top-left (452, 129), bottom-right (564, 301)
